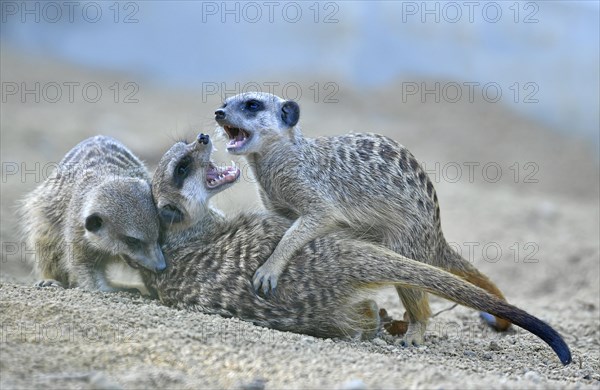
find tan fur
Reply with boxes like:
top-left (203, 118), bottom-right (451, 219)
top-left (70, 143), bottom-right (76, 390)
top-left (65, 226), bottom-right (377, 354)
top-left (19, 135), bottom-right (165, 291)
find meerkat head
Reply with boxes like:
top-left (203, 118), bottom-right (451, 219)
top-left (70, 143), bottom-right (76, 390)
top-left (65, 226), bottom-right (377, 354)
top-left (152, 133), bottom-right (240, 231)
top-left (82, 179), bottom-right (166, 273)
top-left (214, 92), bottom-right (300, 155)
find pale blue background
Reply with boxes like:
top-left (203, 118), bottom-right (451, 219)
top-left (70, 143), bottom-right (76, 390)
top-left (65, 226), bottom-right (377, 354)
top-left (2, 1), bottom-right (598, 144)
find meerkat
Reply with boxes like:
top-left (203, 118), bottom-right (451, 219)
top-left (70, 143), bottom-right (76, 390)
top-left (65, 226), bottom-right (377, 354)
top-left (143, 134), bottom-right (571, 365)
top-left (214, 92), bottom-right (512, 345)
top-left (19, 135), bottom-right (166, 291)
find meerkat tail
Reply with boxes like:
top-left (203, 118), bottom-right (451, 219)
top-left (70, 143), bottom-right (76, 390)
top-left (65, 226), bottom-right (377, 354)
top-left (350, 245), bottom-right (572, 365)
top-left (449, 268), bottom-right (512, 332)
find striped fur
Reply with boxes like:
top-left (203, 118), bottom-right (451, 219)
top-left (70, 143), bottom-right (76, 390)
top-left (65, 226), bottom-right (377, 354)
top-left (144, 137), bottom-right (571, 365)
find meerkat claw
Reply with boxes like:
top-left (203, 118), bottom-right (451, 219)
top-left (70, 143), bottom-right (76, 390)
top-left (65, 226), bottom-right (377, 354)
top-left (262, 280), bottom-right (271, 296)
top-left (400, 322), bottom-right (426, 346)
top-left (270, 277), bottom-right (278, 294)
top-left (400, 337), bottom-right (420, 347)
top-left (400, 338), bottom-right (420, 347)
top-left (252, 270), bottom-right (265, 294)
top-left (34, 279), bottom-right (64, 288)
top-left (253, 265), bottom-right (280, 297)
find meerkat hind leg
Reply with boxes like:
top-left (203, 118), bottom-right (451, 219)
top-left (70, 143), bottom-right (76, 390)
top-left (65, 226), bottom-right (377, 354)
top-left (350, 299), bottom-right (382, 341)
top-left (396, 287), bottom-right (431, 346)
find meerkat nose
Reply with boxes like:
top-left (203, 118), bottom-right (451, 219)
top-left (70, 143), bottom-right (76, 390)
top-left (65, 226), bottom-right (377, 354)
top-left (215, 109), bottom-right (226, 120)
top-left (197, 133), bottom-right (210, 145)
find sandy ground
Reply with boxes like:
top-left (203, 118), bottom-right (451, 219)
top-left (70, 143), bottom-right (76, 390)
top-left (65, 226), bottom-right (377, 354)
top-left (1, 50), bottom-right (599, 389)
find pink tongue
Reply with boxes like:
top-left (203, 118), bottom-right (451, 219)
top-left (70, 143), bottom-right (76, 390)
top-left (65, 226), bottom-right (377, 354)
top-left (206, 170), bottom-right (218, 180)
top-left (227, 139), bottom-right (245, 149)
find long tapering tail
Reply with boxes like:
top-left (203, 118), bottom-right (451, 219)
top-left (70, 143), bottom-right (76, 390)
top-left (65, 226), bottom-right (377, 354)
top-left (348, 243), bottom-right (572, 365)
top-left (442, 245), bottom-right (512, 331)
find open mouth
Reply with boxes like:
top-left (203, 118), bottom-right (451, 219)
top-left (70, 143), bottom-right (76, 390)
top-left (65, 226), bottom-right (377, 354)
top-left (223, 125), bottom-right (251, 150)
top-left (205, 162), bottom-right (241, 189)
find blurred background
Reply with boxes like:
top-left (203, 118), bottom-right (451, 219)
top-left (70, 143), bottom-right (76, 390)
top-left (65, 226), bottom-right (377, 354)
top-left (1, 1), bottom-right (599, 300)
top-left (3, 1), bottom-right (598, 138)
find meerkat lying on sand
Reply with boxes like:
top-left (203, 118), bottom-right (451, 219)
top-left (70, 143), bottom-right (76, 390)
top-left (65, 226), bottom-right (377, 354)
top-left (142, 134), bottom-right (571, 365)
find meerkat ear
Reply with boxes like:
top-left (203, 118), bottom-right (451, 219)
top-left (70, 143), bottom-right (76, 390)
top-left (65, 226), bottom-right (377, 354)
top-left (281, 100), bottom-right (300, 127)
top-left (84, 214), bottom-right (103, 232)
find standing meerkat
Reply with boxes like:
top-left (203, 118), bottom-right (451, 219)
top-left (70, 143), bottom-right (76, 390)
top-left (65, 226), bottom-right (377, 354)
top-left (20, 135), bottom-right (166, 291)
top-left (144, 134), bottom-right (571, 365)
top-left (214, 92), bottom-right (511, 345)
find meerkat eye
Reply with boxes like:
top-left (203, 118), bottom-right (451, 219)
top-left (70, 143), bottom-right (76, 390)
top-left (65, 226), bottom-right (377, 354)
top-left (245, 99), bottom-right (263, 112)
top-left (123, 236), bottom-right (142, 250)
top-left (84, 214), bottom-right (103, 232)
top-left (175, 156), bottom-right (192, 177)
top-left (173, 155), bottom-right (193, 188)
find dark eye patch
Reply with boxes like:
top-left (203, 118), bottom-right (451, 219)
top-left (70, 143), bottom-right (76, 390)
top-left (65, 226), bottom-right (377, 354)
top-left (123, 236), bottom-right (142, 250)
top-left (173, 155), bottom-right (193, 188)
top-left (245, 99), bottom-right (263, 112)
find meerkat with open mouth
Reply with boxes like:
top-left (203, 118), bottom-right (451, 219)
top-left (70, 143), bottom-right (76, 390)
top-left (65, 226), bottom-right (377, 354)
top-left (143, 134), bottom-right (571, 365)
top-left (215, 92), bottom-right (512, 346)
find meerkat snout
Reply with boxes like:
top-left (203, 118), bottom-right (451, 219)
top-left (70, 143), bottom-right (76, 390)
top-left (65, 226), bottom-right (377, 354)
top-left (198, 133), bottom-right (210, 145)
top-left (215, 109), bottom-right (225, 120)
top-left (82, 180), bottom-right (166, 274)
top-left (152, 134), bottom-right (241, 230)
top-left (215, 92), bottom-right (301, 155)
top-left (121, 242), bottom-right (166, 273)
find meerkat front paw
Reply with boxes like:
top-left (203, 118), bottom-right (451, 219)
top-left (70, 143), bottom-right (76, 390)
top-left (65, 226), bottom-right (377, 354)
top-left (34, 279), bottom-right (64, 288)
top-left (252, 261), bottom-right (283, 296)
top-left (400, 321), bottom-right (427, 346)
